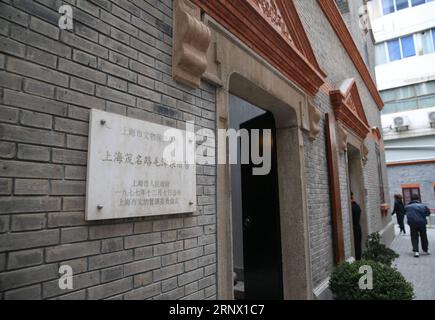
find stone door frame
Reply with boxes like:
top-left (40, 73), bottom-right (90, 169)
top-left (343, 130), bottom-right (369, 258)
top-left (202, 15), bottom-right (314, 300)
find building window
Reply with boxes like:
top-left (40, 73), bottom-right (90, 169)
top-left (401, 35), bottom-right (416, 57)
top-left (402, 186), bottom-right (421, 205)
top-left (386, 36), bottom-right (415, 61)
top-left (383, 0), bottom-right (395, 14)
top-left (377, 34), bottom-right (418, 65)
top-left (375, 43), bottom-right (388, 65)
top-left (418, 29), bottom-right (435, 55)
top-left (380, 80), bottom-right (435, 114)
top-left (387, 39), bottom-right (401, 61)
top-left (396, 0), bottom-right (410, 10)
top-left (412, 0), bottom-right (426, 5)
top-left (376, 29), bottom-right (435, 66)
top-left (336, 0), bottom-right (350, 14)
top-left (382, 0), bottom-right (434, 15)
top-left (376, 145), bottom-right (385, 203)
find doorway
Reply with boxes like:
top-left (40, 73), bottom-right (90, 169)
top-left (346, 143), bottom-right (368, 259)
top-left (229, 94), bottom-right (284, 300)
top-left (402, 186), bottom-right (421, 205)
top-left (215, 60), bottom-right (312, 300)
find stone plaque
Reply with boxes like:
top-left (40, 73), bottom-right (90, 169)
top-left (86, 109), bottom-right (196, 221)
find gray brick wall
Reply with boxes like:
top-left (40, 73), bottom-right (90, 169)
top-left (335, 0), bottom-right (350, 14)
top-left (387, 163), bottom-right (435, 209)
top-left (0, 0), bottom-right (216, 300)
top-left (0, 0), bottom-right (390, 299)
top-left (295, 0), bottom-right (390, 288)
top-left (303, 92), bottom-right (334, 288)
top-left (337, 0), bottom-right (376, 79)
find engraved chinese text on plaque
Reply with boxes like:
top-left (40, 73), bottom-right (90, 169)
top-left (85, 109), bottom-right (196, 221)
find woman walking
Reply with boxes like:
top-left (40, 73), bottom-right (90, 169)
top-left (392, 194), bottom-right (406, 234)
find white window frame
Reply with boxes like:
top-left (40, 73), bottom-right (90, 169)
top-left (377, 33), bottom-right (417, 64)
top-left (376, 42), bottom-right (388, 65)
top-left (416, 29), bottom-right (435, 55)
top-left (380, 0), bottom-right (432, 16)
top-left (375, 28), bottom-right (435, 65)
top-left (387, 38), bottom-right (403, 62)
top-left (399, 34), bottom-right (416, 58)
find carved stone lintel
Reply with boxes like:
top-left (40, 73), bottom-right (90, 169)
top-left (330, 79), bottom-right (370, 140)
top-left (173, 0), bottom-right (211, 88)
top-left (336, 124), bottom-right (348, 153)
top-left (308, 103), bottom-right (321, 141)
top-left (248, 0), bottom-right (293, 45)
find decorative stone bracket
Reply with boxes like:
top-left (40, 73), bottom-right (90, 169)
top-left (371, 127), bottom-right (382, 142)
top-left (361, 142), bottom-right (369, 165)
top-left (336, 124), bottom-right (348, 153)
top-left (173, 0), bottom-right (211, 88)
top-left (308, 103), bottom-right (322, 141)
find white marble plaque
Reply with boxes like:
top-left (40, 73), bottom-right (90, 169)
top-left (86, 109), bottom-right (196, 221)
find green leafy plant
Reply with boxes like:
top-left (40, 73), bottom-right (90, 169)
top-left (329, 260), bottom-right (414, 300)
top-left (362, 232), bottom-right (399, 266)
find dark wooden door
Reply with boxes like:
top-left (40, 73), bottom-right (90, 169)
top-left (402, 187), bottom-right (421, 205)
top-left (240, 111), bottom-right (283, 300)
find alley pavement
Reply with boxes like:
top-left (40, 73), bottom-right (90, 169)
top-left (390, 217), bottom-right (435, 300)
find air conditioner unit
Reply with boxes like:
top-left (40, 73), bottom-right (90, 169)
top-left (393, 116), bottom-right (410, 132)
top-left (429, 112), bottom-right (435, 128)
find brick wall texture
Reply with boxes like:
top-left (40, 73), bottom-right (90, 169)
top-left (0, 0), bottom-right (216, 300)
top-left (0, 0), bottom-right (391, 299)
top-left (295, 0), bottom-right (391, 289)
top-left (387, 163), bottom-right (435, 209)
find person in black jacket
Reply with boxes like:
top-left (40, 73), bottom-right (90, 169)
top-left (351, 192), bottom-right (362, 261)
top-left (392, 194), bottom-right (406, 234)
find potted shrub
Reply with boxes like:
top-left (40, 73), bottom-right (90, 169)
top-left (329, 260), bottom-right (414, 300)
top-left (362, 233), bottom-right (399, 266)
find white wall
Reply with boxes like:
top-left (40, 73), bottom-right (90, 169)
top-left (382, 106), bottom-right (435, 139)
top-left (368, 0), bottom-right (435, 42)
top-left (384, 135), bottom-right (435, 162)
top-left (375, 53), bottom-right (435, 90)
top-left (383, 107), bottom-right (435, 163)
top-left (371, 1), bottom-right (435, 163)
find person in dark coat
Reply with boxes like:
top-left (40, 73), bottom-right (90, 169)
top-left (351, 192), bottom-right (362, 261)
top-left (405, 194), bottom-right (431, 258)
top-left (392, 194), bottom-right (406, 234)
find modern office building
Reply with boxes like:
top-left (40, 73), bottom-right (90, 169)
top-left (368, 0), bottom-right (435, 208)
